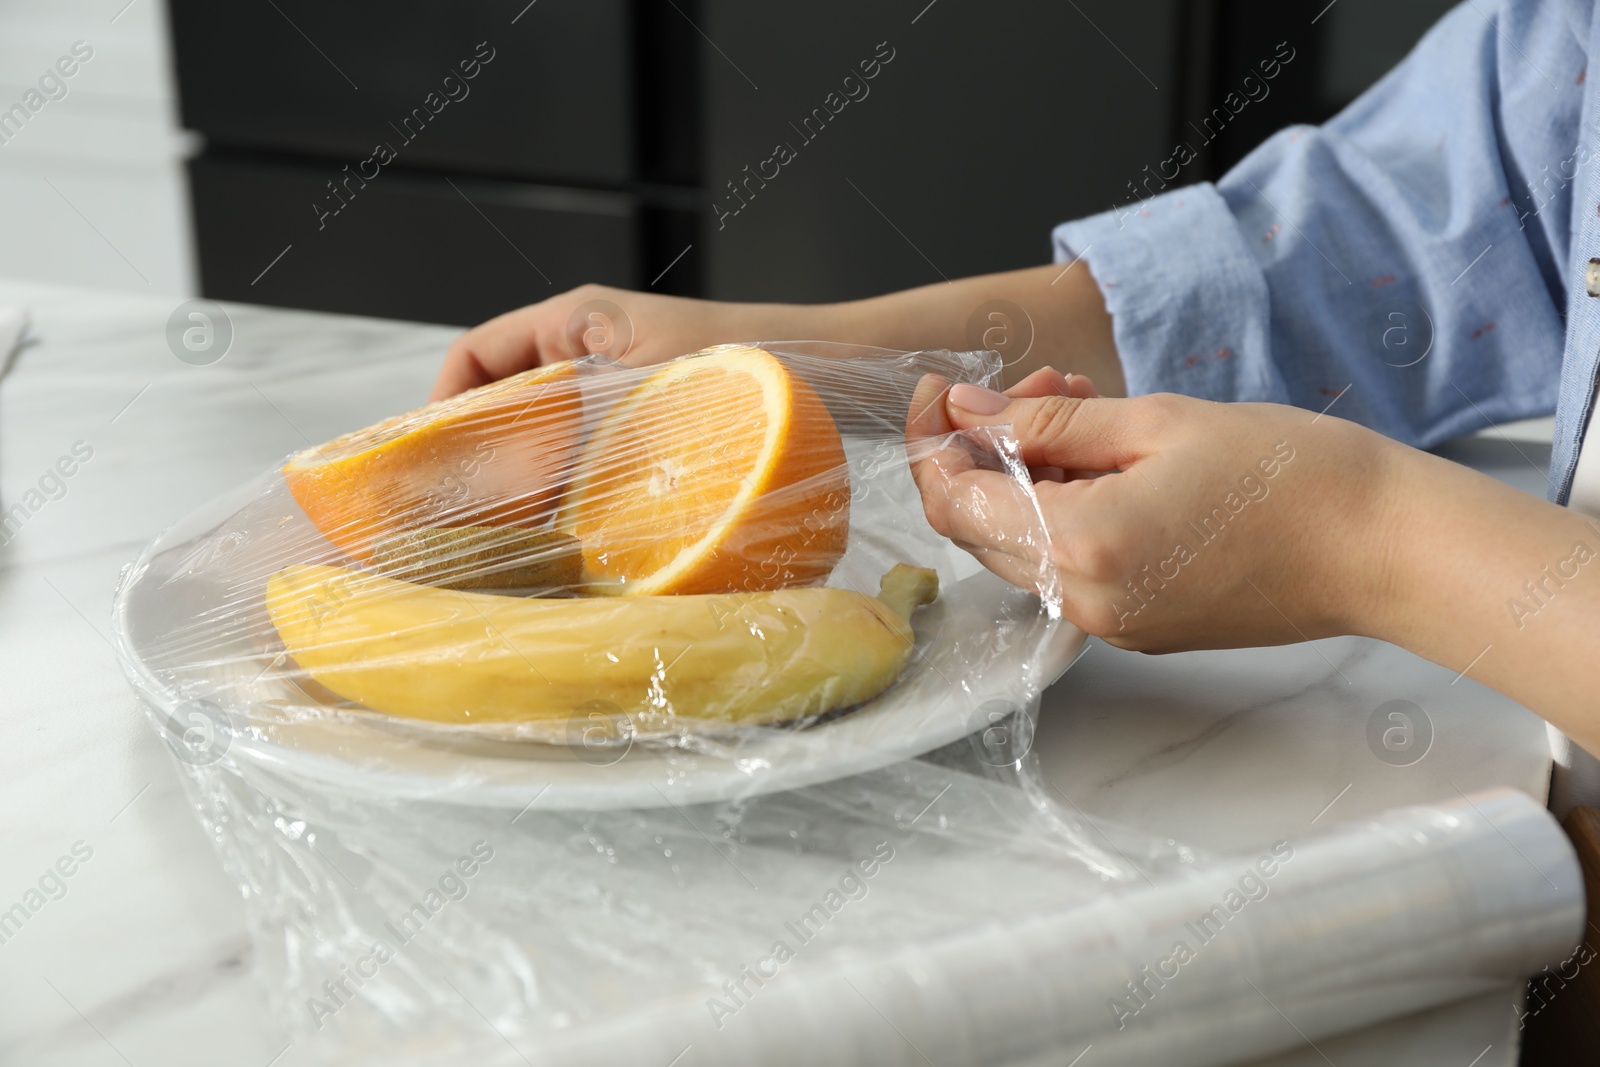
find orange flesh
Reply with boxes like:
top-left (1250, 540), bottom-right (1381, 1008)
top-left (561, 347), bottom-right (850, 595)
top-left (283, 362), bottom-right (581, 562)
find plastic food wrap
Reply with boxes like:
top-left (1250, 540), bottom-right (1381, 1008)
top-left (110, 343), bottom-right (1581, 1066)
top-left (117, 344), bottom-right (1077, 785)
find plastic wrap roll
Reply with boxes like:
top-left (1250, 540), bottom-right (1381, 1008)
top-left (530, 789), bottom-right (1581, 1067)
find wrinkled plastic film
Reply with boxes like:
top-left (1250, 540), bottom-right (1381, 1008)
top-left (109, 342), bottom-right (1582, 1065)
top-left (523, 790), bottom-right (1582, 1067)
top-left (120, 343), bottom-right (1067, 755)
top-left (112, 342), bottom-right (1153, 1053)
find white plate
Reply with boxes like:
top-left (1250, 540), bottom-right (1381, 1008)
top-left (114, 437), bottom-right (1080, 812)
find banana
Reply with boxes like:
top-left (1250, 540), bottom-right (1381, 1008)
top-left (263, 563), bottom-right (939, 727)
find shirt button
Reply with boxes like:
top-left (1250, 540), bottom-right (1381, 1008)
top-left (1588, 258), bottom-right (1600, 296)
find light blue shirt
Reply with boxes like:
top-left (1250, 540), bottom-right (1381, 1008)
top-left (1055, 0), bottom-right (1599, 503)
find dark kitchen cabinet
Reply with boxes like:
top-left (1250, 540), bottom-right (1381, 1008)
top-left (167, 0), bottom-right (1458, 326)
top-left (695, 1), bottom-right (1184, 304)
top-left (189, 154), bottom-right (643, 326)
top-left (168, 0), bottom-right (637, 185)
top-left (168, 0), bottom-right (697, 324)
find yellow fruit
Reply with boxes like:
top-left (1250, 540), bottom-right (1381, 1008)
top-left (283, 362), bottom-right (580, 563)
top-left (558, 345), bottom-right (850, 595)
top-left (263, 563), bottom-right (938, 727)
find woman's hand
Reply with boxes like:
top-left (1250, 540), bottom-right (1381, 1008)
top-left (910, 370), bottom-right (1600, 755)
top-left (907, 373), bottom-right (1407, 652)
top-left (430, 285), bottom-right (810, 401)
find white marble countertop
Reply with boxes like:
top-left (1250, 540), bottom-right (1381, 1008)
top-left (0, 279), bottom-right (1554, 1066)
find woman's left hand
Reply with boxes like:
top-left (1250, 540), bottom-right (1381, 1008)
top-left (906, 370), bottom-right (1406, 652)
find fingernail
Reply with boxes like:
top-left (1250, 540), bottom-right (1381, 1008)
top-left (947, 383), bottom-right (1010, 415)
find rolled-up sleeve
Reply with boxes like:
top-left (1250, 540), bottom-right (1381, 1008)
top-left (1055, 186), bottom-right (1279, 406)
top-left (1054, 0), bottom-right (1584, 449)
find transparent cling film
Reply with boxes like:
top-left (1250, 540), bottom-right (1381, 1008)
top-left (108, 342), bottom-right (1586, 1065)
top-left (115, 343), bottom-right (1078, 776)
top-left (111, 342), bottom-right (1190, 1061)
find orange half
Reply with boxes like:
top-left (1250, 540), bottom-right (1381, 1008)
top-left (558, 346), bottom-right (849, 595)
top-left (283, 362), bottom-right (581, 562)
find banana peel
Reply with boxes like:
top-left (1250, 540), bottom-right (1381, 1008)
top-left (263, 563), bottom-right (939, 727)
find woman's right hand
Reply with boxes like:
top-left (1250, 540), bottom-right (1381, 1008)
top-left (905, 371), bottom-right (1408, 654)
top-left (429, 284), bottom-right (805, 401)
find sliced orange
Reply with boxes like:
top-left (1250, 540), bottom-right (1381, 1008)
top-left (283, 362), bottom-right (581, 562)
top-left (558, 346), bottom-right (849, 595)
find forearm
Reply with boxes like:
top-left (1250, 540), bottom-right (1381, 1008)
top-left (774, 263), bottom-right (1124, 395)
top-left (1369, 447), bottom-right (1600, 753)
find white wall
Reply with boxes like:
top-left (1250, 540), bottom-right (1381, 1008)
top-left (0, 0), bottom-right (193, 295)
